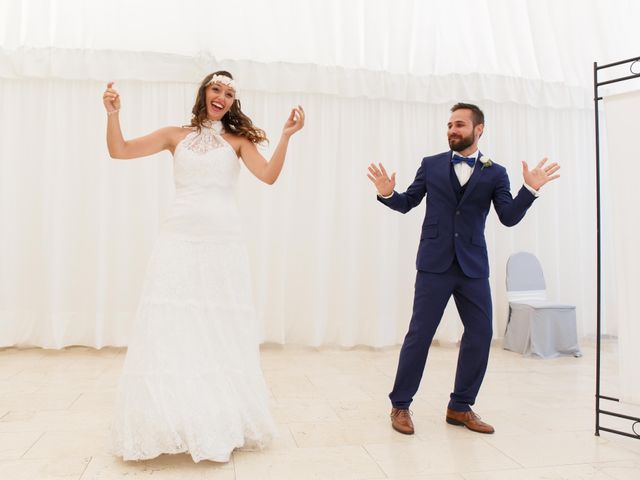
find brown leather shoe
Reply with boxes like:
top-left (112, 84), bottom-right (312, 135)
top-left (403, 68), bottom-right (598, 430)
top-left (446, 408), bottom-right (495, 434)
top-left (390, 407), bottom-right (414, 435)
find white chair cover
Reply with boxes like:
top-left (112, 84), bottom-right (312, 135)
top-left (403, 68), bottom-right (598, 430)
top-left (503, 252), bottom-right (581, 358)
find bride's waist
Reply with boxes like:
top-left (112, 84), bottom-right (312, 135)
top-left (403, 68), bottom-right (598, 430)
top-left (159, 194), bottom-right (242, 240)
top-left (174, 186), bottom-right (235, 199)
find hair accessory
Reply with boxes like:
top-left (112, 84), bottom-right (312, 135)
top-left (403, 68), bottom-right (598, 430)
top-left (206, 75), bottom-right (237, 91)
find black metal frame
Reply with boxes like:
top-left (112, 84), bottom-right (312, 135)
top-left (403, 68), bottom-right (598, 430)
top-left (594, 55), bottom-right (640, 440)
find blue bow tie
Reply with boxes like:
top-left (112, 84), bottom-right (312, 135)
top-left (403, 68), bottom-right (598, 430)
top-left (451, 154), bottom-right (476, 168)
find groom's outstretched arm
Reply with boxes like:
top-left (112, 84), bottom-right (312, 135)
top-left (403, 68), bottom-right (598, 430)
top-left (493, 157), bottom-right (560, 226)
top-left (368, 161), bottom-right (427, 214)
top-left (492, 169), bottom-right (536, 227)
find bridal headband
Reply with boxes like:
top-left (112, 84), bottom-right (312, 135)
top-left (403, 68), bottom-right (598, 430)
top-left (206, 74), bottom-right (238, 96)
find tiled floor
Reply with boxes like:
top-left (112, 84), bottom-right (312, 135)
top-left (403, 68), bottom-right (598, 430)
top-left (0, 340), bottom-right (639, 479)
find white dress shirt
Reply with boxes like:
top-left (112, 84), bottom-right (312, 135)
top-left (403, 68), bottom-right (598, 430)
top-left (452, 149), bottom-right (478, 187)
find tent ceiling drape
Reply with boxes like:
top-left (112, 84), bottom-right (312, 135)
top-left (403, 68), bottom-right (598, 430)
top-left (2, 0), bottom-right (638, 101)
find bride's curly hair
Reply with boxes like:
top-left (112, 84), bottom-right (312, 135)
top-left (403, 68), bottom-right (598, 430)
top-left (189, 71), bottom-right (268, 144)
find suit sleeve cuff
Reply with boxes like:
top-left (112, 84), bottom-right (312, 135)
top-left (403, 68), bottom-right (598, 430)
top-left (377, 191), bottom-right (395, 199)
top-left (524, 183), bottom-right (540, 198)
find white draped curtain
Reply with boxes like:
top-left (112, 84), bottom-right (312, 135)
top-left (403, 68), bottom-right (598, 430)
top-left (603, 92), bottom-right (640, 405)
top-left (0, 0), bottom-right (638, 348)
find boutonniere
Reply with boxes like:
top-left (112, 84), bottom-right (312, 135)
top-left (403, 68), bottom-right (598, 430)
top-left (479, 156), bottom-right (493, 170)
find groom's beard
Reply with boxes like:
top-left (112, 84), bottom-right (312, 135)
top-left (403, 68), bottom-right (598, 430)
top-left (448, 131), bottom-right (475, 152)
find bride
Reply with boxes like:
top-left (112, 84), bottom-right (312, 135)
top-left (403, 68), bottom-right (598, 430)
top-left (104, 71), bottom-right (305, 463)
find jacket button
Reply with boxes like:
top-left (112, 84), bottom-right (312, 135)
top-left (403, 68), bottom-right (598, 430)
top-left (454, 233), bottom-right (459, 237)
top-left (456, 210), bottom-right (461, 215)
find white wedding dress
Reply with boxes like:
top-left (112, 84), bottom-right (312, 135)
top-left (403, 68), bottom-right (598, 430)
top-left (110, 121), bottom-right (276, 463)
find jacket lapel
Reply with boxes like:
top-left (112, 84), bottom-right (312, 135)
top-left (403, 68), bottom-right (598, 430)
top-left (459, 151), bottom-right (484, 206)
top-left (438, 151), bottom-right (458, 206)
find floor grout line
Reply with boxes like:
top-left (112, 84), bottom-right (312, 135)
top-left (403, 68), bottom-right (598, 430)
top-left (66, 393), bottom-right (83, 410)
top-left (360, 444), bottom-right (390, 479)
top-left (77, 455), bottom-right (94, 480)
top-left (19, 430), bottom-right (46, 459)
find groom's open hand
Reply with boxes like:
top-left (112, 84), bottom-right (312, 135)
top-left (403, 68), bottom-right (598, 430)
top-left (522, 157), bottom-right (560, 191)
top-left (368, 163), bottom-right (396, 197)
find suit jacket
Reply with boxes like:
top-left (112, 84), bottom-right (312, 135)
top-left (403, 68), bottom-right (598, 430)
top-left (378, 151), bottom-right (536, 278)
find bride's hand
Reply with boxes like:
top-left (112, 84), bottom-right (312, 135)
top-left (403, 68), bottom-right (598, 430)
top-left (103, 82), bottom-right (121, 114)
top-left (282, 105), bottom-right (305, 138)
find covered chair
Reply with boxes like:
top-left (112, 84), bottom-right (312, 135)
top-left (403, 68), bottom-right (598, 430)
top-left (503, 252), bottom-right (581, 358)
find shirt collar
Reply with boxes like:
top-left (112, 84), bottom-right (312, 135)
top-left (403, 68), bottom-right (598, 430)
top-left (452, 149), bottom-right (479, 160)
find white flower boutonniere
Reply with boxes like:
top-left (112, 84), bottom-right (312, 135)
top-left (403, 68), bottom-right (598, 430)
top-left (479, 156), bottom-right (493, 170)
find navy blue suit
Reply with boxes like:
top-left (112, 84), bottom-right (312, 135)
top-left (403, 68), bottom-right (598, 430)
top-left (379, 151), bottom-right (535, 411)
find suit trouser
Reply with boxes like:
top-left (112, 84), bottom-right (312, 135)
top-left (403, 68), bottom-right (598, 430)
top-left (389, 260), bottom-right (493, 412)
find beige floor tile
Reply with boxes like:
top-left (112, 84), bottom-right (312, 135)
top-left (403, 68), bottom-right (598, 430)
top-left (0, 410), bottom-right (41, 431)
top-left (330, 398), bottom-right (396, 422)
top-left (592, 459), bottom-right (640, 479)
top-left (0, 391), bottom-right (81, 411)
top-left (0, 364), bottom-right (31, 381)
top-left (24, 431), bottom-right (110, 459)
top-left (0, 379), bottom-right (42, 396)
top-left (34, 381), bottom-right (114, 396)
top-left (415, 415), bottom-right (501, 440)
top-left (483, 431), bottom-right (640, 467)
top-left (461, 464), bottom-right (617, 479)
top-left (80, 454), bottom-right (235, 479)
top-left (0, 456), bottom-right (90, 480)
top-left (610, 435), bottom-right (640, 455)
top-left (464, 406), bottom-right (594, 436)
top-left (312, 379), bottom-right (375, 402)
top-left (288, 420), bottom-right (419, 448)
top-left (271, 397), bottom-right (340, 423)
top-left (326, 373), bottom-right (395, 397)
top-left (270, 424), bottom-right (298, 450)
top-left (0, 409), bottom-right (111, 433)
top-left (0, 431), bottom-right (44, 460)
top-left (233, 445), bottom-right (386, 479)
top-left (386, 475), bottom-right (465, 480)
top-left (265, 372), bottom-right (321, 399)
top-left (321, 386), bottom-right (374, 402)
top-left (364, 438), bottom-right (520, 477)
top-left (68, 392), bottom-right (117, 412)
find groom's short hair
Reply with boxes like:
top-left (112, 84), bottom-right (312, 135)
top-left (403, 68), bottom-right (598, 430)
top-left (451, 103), bottom-right (485, 127)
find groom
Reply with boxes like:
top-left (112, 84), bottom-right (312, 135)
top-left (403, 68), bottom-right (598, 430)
top-left (367, 103), bottom-right (560, 435)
